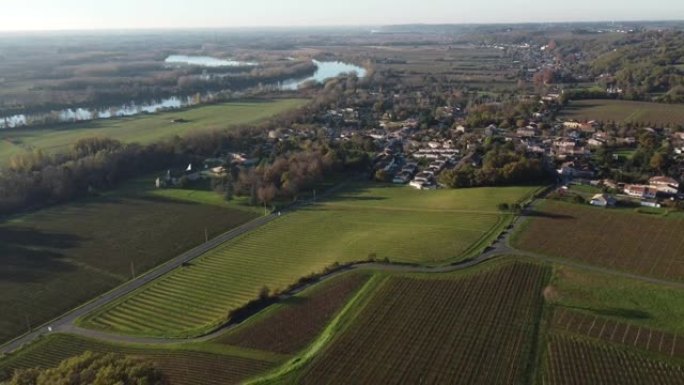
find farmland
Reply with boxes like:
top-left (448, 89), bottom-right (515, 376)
top-left (279, 262), bottom-right (549, 385)
top-left (543, 334), bottom-right (684, 385)
top-left (549, 265), bottom-right (684, 334)
top-left (0, 184), bottom-right (258, 344)
top-left (0, 99), bottom-right (306, 165)
top-left (363, 45), bottom-right (519, 91)
top-left (78, 184), bottom-right (538, 337)
top-left (216, 271), bottom-right (371, 354)
top-left (551, 308), bottom-right (684, 358)
top-left (0, 334), bottom-right (278, 385)
top-left (560, 99), bottom-right (684, 126)
top-left (513, 200), bottom-right (684, 281)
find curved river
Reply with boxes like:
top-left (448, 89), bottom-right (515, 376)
top-left (0, 59), bottom-right (366, 129)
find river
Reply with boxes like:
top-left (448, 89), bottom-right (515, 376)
top-left (0, 58), bottom-right (366, 129)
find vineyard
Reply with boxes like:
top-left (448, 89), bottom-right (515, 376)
top-left (560, 99), bottom-right (684, 126)
top-left (551, 308), bottom-right (684, 358)
top-left (291, 262), bottom-right (549, 385)
top-left (543, 334), bottom-right (684, 385)
top-left (514, 200), bottom-right (684, 281)
top-left (79, 185), bottom-right (535, 337)
top-left (0, 192), bottom-right (256, 344)
top-left (0, 334), bottom-right (276, 385)
top-left (216, 272), bottom-right (371, 354)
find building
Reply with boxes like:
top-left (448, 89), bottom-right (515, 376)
top-left (649, 176), bottom-right (679, 194)
top-left (590, 193), bottom-right (616, 207)
top-left (624, 184), bottom-right (657, 199)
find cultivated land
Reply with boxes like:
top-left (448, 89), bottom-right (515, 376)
top-left (278, 262), bottom-right (549, 385)
top-left (551, 308), bottom-right (684, 359)
top-left (549, 265), bottom-right (684, 334)
top-left (0, 99), bottom-right (306, 164)
top-left (513, 200), bottom-right (684, 281)
top-left (0, 184), bottom-right (258, 344)
top-left (364, 45), bottom-right (519, 91)
top-left (78, 184), bottom-right (538, 337)
top-left (215, 271), bottom-right (372, 355)
top-left (560, 99), bottom-right (684, 126)
top-left (543, 334), bottom-right (684, 385)
top-left (0, 334), bottom-right (278, 385)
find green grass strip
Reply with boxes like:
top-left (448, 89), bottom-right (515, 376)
top-left (243, 274), bottom-right (385, 384)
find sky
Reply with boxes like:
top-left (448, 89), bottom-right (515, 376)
top-left (0, 0), bottom-right (683, 31)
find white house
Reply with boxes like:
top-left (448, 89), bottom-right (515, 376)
top-left (624, 184), bottom-right (657, 199)
top-left (590, 193), bottom-right (616, 207)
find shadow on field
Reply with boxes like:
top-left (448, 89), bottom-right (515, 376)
top-left (0, 227), bottom-right (82, 282)
top-left (334, 196), bottom-right (388, 201)
top-left (570, 305), bottom-right (652, 320)
top-left (523, 210), bottom-right (574, 219)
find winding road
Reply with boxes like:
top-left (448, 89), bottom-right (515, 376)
top-left (3, 192), bottom-right (684, 354)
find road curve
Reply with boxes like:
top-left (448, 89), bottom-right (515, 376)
top-left (4, 192), bottom-right (684, 353)
top-left (0, 181), bottom-right (353, 355)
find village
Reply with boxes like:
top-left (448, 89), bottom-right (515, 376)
top-left (154, 98), bottom-right (684, 214)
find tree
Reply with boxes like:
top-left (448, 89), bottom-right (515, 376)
top-left (374, 169), bottom-right (392, 183)
top-left (8, 351), bottom-right (168, 385)
top-left (650, 151), bottom-right (667, 173)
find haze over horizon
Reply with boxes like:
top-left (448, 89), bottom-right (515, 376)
top-left (1, 0), bottom-right (683, 32)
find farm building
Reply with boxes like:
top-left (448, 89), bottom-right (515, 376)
top-left (589, 194), bottom-right (616, 207)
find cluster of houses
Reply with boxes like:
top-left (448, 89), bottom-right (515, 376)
top-left (588, 176), bottom-right (680, 208)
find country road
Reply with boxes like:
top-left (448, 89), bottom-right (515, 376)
top-left (3, 191), bottom-right (684, 354)
top-left (0, 181), bottom-right (352, 355)
top-left (0, 213), bottom-right (278, 355)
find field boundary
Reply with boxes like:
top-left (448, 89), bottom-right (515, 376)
top-left (243, 274), bottom-right (385, 384)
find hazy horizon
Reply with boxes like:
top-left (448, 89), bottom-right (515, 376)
top-left (1, 0), bottom-right (683, 32)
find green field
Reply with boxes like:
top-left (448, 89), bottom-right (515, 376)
top-left (0, 99), bottom-right (307, 164)
top-left (0, 181), bottom-right (258, 344)
top-left (78, 184), bottom-right (538, 337)
top-left (561, 99), bottom-right (684, 126)
top-left (548, 265), bottom-right (684, 334)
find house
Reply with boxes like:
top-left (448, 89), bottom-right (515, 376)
top-left (590, 193), bottom-right (616, 207)
top-left (563, 121), bottom-right (583, 129)
top-left (516, 127), bottom-right (538, 138)
top-left (624, 184), bottom-right (657, 199)
top-left (409, 180), bottom-right (425, 189)
top-left (649, 176), bottom-right (679, 194)
top-left (588, 138), bottom-right (605, 147)
top-left (392, 173), bottom-right (411, 184)
top-left (602, 179), bottom-right (620, 190)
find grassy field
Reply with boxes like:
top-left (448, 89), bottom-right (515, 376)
top-left (513, 200), bottom-right (684, 281)
top-left (0, 182), bottom-right (258, 344)
top-left (561, 99), bottom-right (684, 126)
top-left (0, 99), bottom-right (306, 164)
top-left (78, 184), bottom-right (538, 337)
top-left (543, 334), bottom-right (684, 385)
top-left (548, 265), bottom-right (684, 334)
top-left (0, 334), bottom-right (278, 385)
top-left (276, 261), bottom-right (549, 385)
top-left (215, 271), bottom-right (371, 354)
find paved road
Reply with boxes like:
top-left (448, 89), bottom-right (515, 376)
top-left (4, 190), bottom-right (684, 352)
top-left (0, 181), bottom-right (355, 355)
top-left (0, 213), bottom-right (278, 354)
